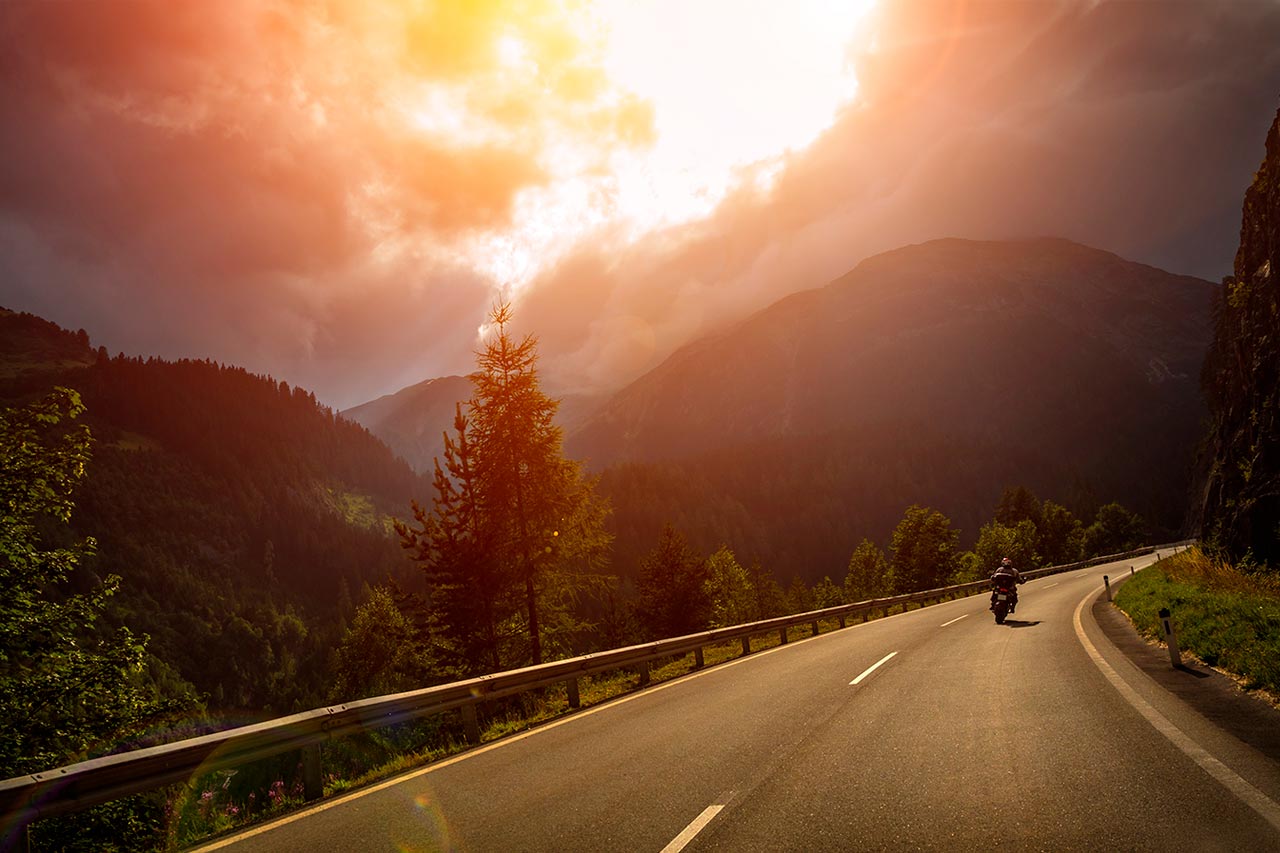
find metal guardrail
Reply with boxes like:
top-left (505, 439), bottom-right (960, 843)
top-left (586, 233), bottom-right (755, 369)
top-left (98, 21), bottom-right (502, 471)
top-left (0, 541), bottom-right (1194, 840)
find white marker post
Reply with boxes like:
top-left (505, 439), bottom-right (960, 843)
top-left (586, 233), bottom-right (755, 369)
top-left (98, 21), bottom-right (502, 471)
top-left (1159, 607), bottom-right (1182, 667)
top-left (1104, 575), bottom-right (1112, 602)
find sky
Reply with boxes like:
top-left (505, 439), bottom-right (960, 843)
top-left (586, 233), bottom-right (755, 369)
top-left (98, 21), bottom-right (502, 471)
top-left (2, 0), bottom-right (1280, 409)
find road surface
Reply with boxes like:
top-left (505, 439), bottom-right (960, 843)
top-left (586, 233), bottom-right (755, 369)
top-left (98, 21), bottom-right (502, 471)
top-left (198, 552), bottom-right (1280, 851)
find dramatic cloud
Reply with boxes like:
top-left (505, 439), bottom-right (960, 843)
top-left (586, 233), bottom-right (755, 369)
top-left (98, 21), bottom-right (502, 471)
top-left (0, 0), bottom-right (650, 405)
top-left (518, 0), bottom-right (1280, 393)
top-left (2, 0), bottom-right (1278, 406)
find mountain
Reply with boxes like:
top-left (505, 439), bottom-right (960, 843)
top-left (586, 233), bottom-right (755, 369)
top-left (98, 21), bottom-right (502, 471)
top-left (570, 238), bottom-right (1215, 581)
top-left (1199, 107), bottom-right (1280, 564)
top-left (343, 375), bottom-right (474, 473)
top-left (345, 375), bottom-right (604, 474)
top-left (0, 309), bottom-right (428, 711)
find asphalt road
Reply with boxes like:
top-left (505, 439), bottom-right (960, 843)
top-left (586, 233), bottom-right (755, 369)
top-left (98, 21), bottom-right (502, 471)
top-left (198, 552), bottom-right (1280, 852)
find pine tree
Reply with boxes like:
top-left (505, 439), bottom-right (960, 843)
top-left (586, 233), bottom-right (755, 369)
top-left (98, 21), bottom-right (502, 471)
top-left (704, 545), bottom-right (753, 627)
top-left (889, 505), bottom-right (960, 593)
top-left (636, 524), bottom-right (710, 638)
top-left (844, 538), bottom-right (889, 601)
top-left (397, 404), bottom-right (510, 672)
top-left (400, 304), bottom-right (611, 668)
top-left (469, 303), bottom-right (611, 664)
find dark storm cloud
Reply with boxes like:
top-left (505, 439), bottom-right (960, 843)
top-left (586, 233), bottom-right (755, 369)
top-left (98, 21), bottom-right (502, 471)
top-left (0, 0), bottom-right (646, 407)
top-left (517, 0), bottom-right (1280, 394)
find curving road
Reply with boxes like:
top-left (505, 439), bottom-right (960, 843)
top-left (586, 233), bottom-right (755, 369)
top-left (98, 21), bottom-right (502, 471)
top-left (197, 552), bottom-right (1280, 852)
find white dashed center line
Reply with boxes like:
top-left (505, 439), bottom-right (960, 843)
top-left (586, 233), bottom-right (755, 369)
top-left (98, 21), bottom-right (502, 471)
top-left (850, 651), bottom-right (898, 685)
top-left (940, 614), bottom-right (968, 627)
top-left (661, 803), bottom-right (726, 853)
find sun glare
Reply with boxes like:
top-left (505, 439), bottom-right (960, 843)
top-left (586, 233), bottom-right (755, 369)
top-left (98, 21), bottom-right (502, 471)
top-left (427, 1), bottom-right (879, 288)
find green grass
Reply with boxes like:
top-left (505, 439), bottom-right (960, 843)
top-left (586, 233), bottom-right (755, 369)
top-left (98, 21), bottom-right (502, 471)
top-left (1115, 547), bottom-right (1280, 695)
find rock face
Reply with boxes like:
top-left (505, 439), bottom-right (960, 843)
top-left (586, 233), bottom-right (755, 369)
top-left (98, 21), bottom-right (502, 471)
top-left (1199, 108), bottom-right (1280, 564)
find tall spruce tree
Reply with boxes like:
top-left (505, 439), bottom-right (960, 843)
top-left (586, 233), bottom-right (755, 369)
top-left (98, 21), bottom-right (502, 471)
top-left (397, 404), bottom-right (510, 673)
top-left (400, 303), bottom-right (611, 668)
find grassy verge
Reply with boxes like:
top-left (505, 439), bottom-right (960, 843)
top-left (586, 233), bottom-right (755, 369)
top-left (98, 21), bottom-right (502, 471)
top-left (1114, 547), bottom-right (1280, 695)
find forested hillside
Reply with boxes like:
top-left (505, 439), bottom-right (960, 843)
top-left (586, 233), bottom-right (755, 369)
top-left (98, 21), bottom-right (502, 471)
top-left (570, 239), bottom-right (1212, 583)
top-left (0, 308), bottom-right (427, 711)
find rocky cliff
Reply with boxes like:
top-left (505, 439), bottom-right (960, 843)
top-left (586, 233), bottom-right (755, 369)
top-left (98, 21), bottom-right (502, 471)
top-left (1199, 107), bottom-right (1280, 564)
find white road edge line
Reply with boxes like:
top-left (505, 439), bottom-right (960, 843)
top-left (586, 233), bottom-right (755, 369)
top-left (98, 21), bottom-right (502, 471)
top-left (1073, 572), bottom-right (1280, 833)
top-left (940, 615), bottom-right (968, 627)
top-left (660, 804), bottom-right (725, 853)
top-left (1042, 582), bottom-right (1059, 588)
top-left (850, 651), bottom-right (898, 685)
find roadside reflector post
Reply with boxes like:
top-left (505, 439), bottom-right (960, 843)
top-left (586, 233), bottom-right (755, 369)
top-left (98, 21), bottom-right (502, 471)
top-left (566, 677), bottom-right (580, 709)
top-left (1103, 575), bottom-right (1112, 602)
top-left (741, 636), bottom-right (751, 656)
top-left (1159, 607), bottom-right (1182, 667)
top-left (302, 744), bottom-right (323, 801)
top-left (694, 647), bottom-right (704, 669)
top-left (811, 620), bottom-right (820, 636)
top-left (779, 626), bottom-right (788, 645)
top-left (1130, 565), bottom-right (1135, 576)
top-left (638, 660), bottom-right (651, 686)
top-left (838, 613), bottom-right (846, 629)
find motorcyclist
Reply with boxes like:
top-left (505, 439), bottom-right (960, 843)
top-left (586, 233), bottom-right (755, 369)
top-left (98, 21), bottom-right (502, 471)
top-left (990, 557), bottom-right (1024, 613)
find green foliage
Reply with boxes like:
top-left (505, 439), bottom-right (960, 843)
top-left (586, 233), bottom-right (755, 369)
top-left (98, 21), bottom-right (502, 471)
top-left (994, 485), bottom-right (1043, 530)
top-left (0, 389), bottom-right (173, 777)
top-left (745, 559), bottom-right (786, 620)
top-left (636, 525), bottom-right (710, 638)
top-left (1038, 499), bottom-right (1084, 565)
top-left (331, 587), bottom-right (431, 699)
top-left (844, 539), bottom-right (889, 601)
top-left (785, 576), bottom-right (813, 614)
top-left (1115, 548), bottom-right (1280, 693)
top-left (1083, 501), bottom-right (1146, 556)
top-left (397, 304), bottom-right (613, 670)
top-left (397, 404), bottom-right (512, 673)
top-left (889, 505), bottom-right (959, 593)
top-left (812, 576), bottom-right (843, 608)
top-left (0, 389), bottom-right (184, 850)
top-left (970, 519), bottom-right (1040, 576)
top-left (703, 546), bottom-right (754, 628)
top-left (0, 327), bottom-right (425, 712)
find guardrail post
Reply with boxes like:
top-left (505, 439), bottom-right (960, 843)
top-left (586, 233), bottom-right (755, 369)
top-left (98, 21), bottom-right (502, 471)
top-left (694, 647), bottom-right (704, 669)
top-left (638, 660), bottom-right (650, 686)
top-left (741, 636), bottom-right (751, 656)
top-left (566, 677), bottom-right (580, 709)
top-left (838, 614), bottom-right (846, 629)
top-left (302, 745), bottom-right (323, 801)
top-left (811, 620), bottom-right (820, 636)
top-left (779, 626), bottom-right (788, 644)
top-left (461, 703), bottom-right (481, 744)
top-left (1103, 575), bottom-right (1112, 602)
top-left (1159, 608), bottom-right (1182, 667)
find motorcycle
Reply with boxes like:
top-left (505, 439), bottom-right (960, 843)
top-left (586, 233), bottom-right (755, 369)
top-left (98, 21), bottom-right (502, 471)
top-left (991, 577), bottom-right (1019, 624)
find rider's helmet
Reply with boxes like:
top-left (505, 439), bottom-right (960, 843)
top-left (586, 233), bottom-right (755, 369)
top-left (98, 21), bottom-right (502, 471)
top-left (1001, 557), bottom-right (1012, 566)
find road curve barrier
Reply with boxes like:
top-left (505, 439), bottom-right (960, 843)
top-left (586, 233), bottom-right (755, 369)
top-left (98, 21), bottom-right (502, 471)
top-left (0, 540), bottom-right (1195, 843)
